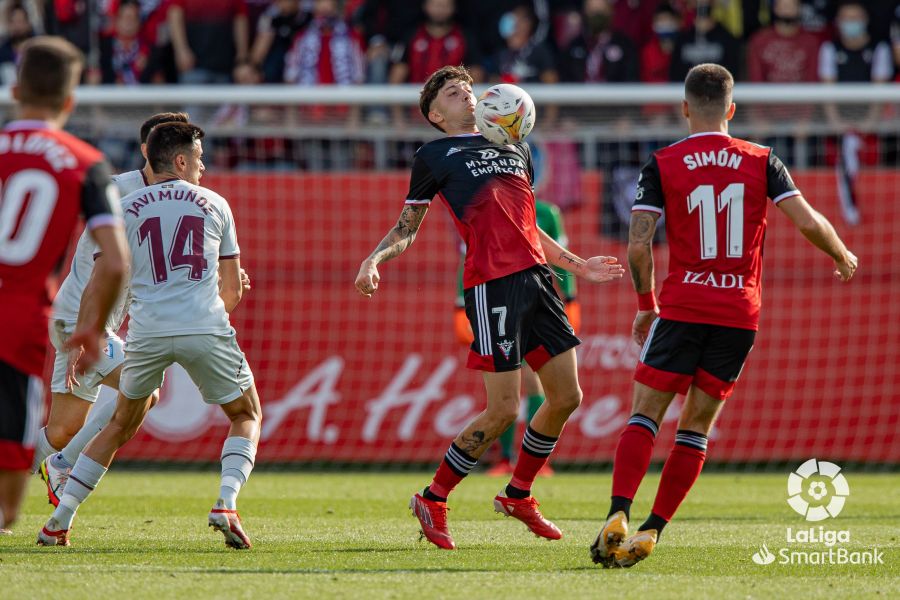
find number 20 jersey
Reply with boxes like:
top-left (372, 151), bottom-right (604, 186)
top-left (633, 132), bottom-right (800, 331)
top-left (0, 121), bottom-right (119, 376)
top-left (121, 179), bottom-right (239, 341)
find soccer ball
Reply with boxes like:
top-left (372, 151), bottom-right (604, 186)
top-left (475, 84), bottom-right (536, 146)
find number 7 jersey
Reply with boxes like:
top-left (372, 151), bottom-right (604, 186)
top-left (121, 179), bottom-right (239, 340)
top-left (633, 132), bottom-right (801, 331)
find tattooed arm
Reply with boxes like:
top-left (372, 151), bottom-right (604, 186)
top-left (627, 211), bottom-right (659, 294)
top-left (538, 227), bottom-right (624, 284)
top-left (628, 211), bottom-right (661, 345)
top-left (355, 204), bottom-right (429, 297)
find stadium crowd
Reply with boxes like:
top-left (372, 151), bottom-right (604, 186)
top-left (0, 0), bottom-right (898, 87)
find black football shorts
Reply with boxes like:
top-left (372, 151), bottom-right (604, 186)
top-left (0, 360), bottom-right (43, 470)
top-left (464, 265), bottom-right (580, 372)
top-left (634, 318), bottom-right (756, 400)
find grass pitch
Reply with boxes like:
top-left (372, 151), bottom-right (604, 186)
top-left (1, 471), bottom-right (897, 599)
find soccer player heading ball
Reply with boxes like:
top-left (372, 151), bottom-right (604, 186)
top-left (592, 63), bottom-right (857, 568)
top-left (355, 65), bottom-right (624, 550)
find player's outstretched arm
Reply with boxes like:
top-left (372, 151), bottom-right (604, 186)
top-left (219, 257), bottom-right (244, 313)
top-left (777, 195), bottom-right (858, 282)
top-left (628, 211), bottom-right (661, 346)
top-left (355, 204), bottom-right (429, 297)
top-left (68, 225), bottom-right (129, 368)
top-left (537, 227), bottom-right (624, 284)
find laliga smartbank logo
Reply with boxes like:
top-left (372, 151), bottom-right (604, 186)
top-left (750, 459), bottom-right (885, 567)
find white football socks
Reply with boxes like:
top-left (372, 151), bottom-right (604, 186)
top-left (60, 398), bottom-right (116, 467)
top-left (32, 428), bottom-right (59, 473)
top-left (219, 436), bottom-right (256, 510)
top-left (50, 454), bottom-right (107, 531)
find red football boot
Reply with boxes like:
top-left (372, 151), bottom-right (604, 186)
top-left (493, 493), bottom-right (562, 540)
top-left (409, 493), bottom-right (455, 550)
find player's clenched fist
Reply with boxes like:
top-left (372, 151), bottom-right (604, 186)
top-left (581, 256), bottom-right (626, 284)
top-left (834, 251), bottom-right (858, 282)
top-left (355, 260), bottom-right (381, 297)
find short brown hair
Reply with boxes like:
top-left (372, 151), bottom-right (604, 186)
top-left (419, 65), bottom-right (473, 132)
top-left (146, 122), bottom-right (205, 174)
top-left (140, 112), bottom-right (190, 144)
top-left (684, 63), bottom-right (734, 120)
top-left (16, 36), bottom-right (84, 112)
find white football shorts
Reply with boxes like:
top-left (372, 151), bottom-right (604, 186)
top-left (120, 329), bottom-right (253, 404)
top-left (49, 319), bottom-right (124, 403)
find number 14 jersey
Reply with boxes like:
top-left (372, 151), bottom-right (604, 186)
top-left (633, 132), bottom-right (800, 331)
top-left (121, 179), bottom-right (239, 340)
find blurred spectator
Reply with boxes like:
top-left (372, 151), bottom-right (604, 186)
top-left (669, 0), bottom-right (741, 81)
top-left (641, 2), bottom-right (680, 83)
top-left (283, 0), bottom-right (364, 84)
top-left (818, 2), bottom-right (893, 84)
top-left (389, 0), bottom-right (483, 84)
top-left (168, 0), bottom-right (249, 84)
top-left (95, 0), bottom-right (152, 85)
top-left (558, 0), bottom-right (639, 82)
top-left (819, 1), bottom-right (893, 226)
top-left (712, 0), bottom-right (767, 41)
top-left (490, 4), bottom-right (556, 83)
top-left (106, 0), bottom-right (172, 49)
top-left (458, 0), bottom-right (536, 58)
top-left (42, 0), bottom-right (110, 61)
top-left (798, 0), bottom-right (834, 41)
top-left (611, 0), bottom-right (659, 50)
top-left (235, 0), bottom-right (307, 84)
top-left (0, 0), bottom-right (40, 37)
top-left (0, 1), bottom-right (34, 84)
top-left (747, 0), bottom-right (819, 82)
top-left (353, 0), bottom-right (422, 85)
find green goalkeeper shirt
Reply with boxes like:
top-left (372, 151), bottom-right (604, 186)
top-left (455, 199), bottom-right (576, 306)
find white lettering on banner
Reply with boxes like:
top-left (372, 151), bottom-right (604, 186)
top-left (133, 353), bottom-right (717, 444)
top-left (261, 356), bottom-right (343, 443)
top-left (363, 355), bottom-right (459, 441)
top-left (576, 334), bottom-right (641, 370)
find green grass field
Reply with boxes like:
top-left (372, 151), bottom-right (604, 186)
top-left (1, 471), bottom-right (897, 599)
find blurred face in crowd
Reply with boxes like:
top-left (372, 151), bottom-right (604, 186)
top-left (652, 10), bottom-right (680, 45)
top-left (313, 0), bottom-right (338, 19)
top-left (583, 0), bottom-right (613, 35)
top-left (500, 7), bottom-right (534, 48)
top-left (7, 6), bottom-right (32, 42)
top-left (836, 3), bottom-right (868, 42)
top-left (424, 0), bottom-right (455, 26)
top-left (116, 3), bottom-right (141, 39)
top-left (277, 0), bottom-right (300, 17)
top-left (429, 78), bottom-right (475, 132)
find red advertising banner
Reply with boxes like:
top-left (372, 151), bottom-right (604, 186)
top-left (111, 170), bottom-right (900, 464)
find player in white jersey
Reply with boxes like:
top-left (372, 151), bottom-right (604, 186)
top-left (33, 113), bottom-right (191, 505)
top-left (38, 122), bottom-right (262, 550)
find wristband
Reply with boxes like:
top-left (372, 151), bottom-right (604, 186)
top-left (637, 291), bottom-right (657, 312)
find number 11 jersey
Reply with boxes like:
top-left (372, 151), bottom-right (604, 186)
top-left (633, 132), bottom-right (800, 331)
top-left (121, 179), bottom-right (239, 340)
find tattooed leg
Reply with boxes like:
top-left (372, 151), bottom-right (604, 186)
top-left (452, 370), bottom-right (522, 459)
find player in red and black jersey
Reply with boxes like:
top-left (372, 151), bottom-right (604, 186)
top-left (592, 64), bottom-right (857, 568)
top-left (355, 65), bottom-right (624, 550)
top-left (0, 37), bottom-right (128, 533)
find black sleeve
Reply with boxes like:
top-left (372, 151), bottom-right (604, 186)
top-left (390, 32), bottom-right (413, 65)
top-left (520, 142), bottom-right (535, 189)
top-left (81, 160), bottom-right (121, 229)
top-left (405, 152), bottom-right (441, 204)
top-left (767, 151), bottom-right (801, 203)
top-left (632, 155), bottom-right (664, 214)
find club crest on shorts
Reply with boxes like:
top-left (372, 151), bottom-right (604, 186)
top-left (496, 339), bottom-right (515, 359)
top-left (104, 341), bottom-right (114, 358)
